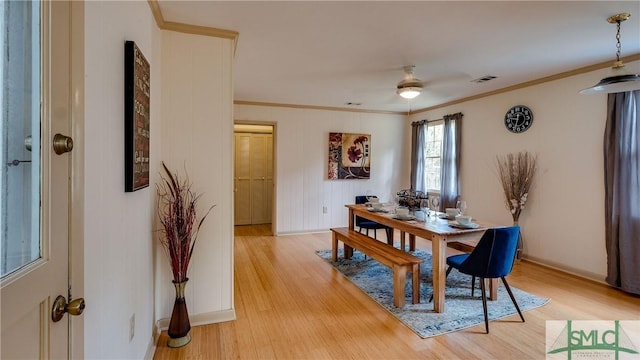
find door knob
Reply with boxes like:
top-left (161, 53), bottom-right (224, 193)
top-left (53, 133), bottom-right (74, 155)
top-left (51, 295), bottom-right (85, 322)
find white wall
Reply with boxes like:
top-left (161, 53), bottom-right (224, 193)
top-left (409, 61), bottom-right (640, 281)
top-left (84, 1), bottom-right (160, 358)
top-left (158, 31), bottom-right (235, 327)
top-left (234, 105), bottom-right (408, 233)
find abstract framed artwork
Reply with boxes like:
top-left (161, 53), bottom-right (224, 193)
top-left (124, 40), bottom-right (150, 192)
top-left (328, 132), bottom-right (371, 179)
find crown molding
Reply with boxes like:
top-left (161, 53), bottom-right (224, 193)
top-left (147, 0), bottom-right (239, 54)
top-left (410, 53), bottom-right (640, 115)
top-left (234, 100), bottom-right (407, 116)
top-left (145, 1), bottom-right (639, 117)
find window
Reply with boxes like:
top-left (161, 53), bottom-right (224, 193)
top-left (1, 1), bottom-right (41, 277)
top-left (424, 122), bottom-right (443, 192)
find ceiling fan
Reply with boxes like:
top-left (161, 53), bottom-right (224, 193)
top-left (396, 65), bottom-right (423, 99)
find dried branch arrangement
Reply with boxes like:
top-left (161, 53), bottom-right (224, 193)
top-left (496, 152), bottom-right (537, 223)
top-left (157, 162), bottom-right (215, 283)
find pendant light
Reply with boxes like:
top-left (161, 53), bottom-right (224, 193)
top-left (580, 13), bottom-right (640, 94)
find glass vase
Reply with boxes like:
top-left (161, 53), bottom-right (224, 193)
top-left (167, 278), bottom-right (191, 348)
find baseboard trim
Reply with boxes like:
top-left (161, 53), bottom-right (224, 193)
top-left (522, 255), bottom-right (607, 285)
top-left (144, 334), bottom-right (157, 360)
top-left (276, 229), bottom-right (332, 236)
top-left (156, 308), bottom-right (237, 331)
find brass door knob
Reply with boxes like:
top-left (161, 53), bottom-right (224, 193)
top-left (53, 133), bottom-right (74, 155)
top-left (51, 295), bottom-right (85, 322)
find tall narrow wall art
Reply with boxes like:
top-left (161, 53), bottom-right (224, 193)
top-left (124, 40), bottom-right (150, 192)
top-left (328, 132), bottom-right (371, 180)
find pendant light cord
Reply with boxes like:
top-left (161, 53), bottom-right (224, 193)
top-left (615, 20), bottom-right (622, 63)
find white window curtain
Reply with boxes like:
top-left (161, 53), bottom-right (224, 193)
top-left (604, 90), bottom-right (639, 295)
top-left (440, 112), bottom-right (463, 209)
top-left (410, 120), bottom-right (427, 193)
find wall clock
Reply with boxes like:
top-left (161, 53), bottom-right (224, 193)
top-left (504, 105), bottom-right (533, 133)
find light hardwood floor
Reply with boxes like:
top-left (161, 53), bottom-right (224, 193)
top-left (154, 226), bottom-right (640, 359)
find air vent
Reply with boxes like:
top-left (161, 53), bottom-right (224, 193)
top-left (471, 75), bottom-right (497, 83)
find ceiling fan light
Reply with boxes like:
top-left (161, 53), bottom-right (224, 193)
top-left (579, 73), bottom-right (640, 94)
top-left (397, 87), bottom-right (421, 99)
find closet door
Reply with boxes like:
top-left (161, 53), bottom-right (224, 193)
top-left (265, 134), bottom-right (273, 224)
top-left (234, 133), bottom-right (251, 225)
top-left (250, 134), bottom-right (272, 224)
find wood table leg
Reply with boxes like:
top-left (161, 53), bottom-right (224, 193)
top-left (344, 244), bottom-right (353, 259)
top-left (348, 208), bottom-right (354, 230)
top-left (332, 231), bottom-right (338, 262)
top-left (489, 279), bottom-right (498, 300)
top-left (411, 263), bottom-right (420, 304)
top-left (400, 231), bottom-right (406, 250)
top-left (432, 234), bottom-right (446, 313)
top-left (409, 234), bottom-right (416, 252)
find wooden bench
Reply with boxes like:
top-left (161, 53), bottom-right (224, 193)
top-left (330, 227), bottom-right (424, 308)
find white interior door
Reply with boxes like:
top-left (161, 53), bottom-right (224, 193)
top-left (250, 134), bottom-right (272, 224)
top-left (234, 133), bottom-right (252, 225)
top-left (1, 2), bottom-right (77, 358)
top-left (234, 131), bottom-right (273, 226)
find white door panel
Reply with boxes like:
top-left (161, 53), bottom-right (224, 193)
top-left (1, 1), bottom-right (75, 358)
top-left (234, 131), bottom-right (273, 226)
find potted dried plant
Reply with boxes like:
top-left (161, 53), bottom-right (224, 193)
top-left (156, 162), bottom-right (214, 348)
top-left (496, 152), bottom-right (537, 259)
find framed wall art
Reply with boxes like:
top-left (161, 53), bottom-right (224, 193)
top-left (327, 132), bottom-right (371, 180)
top-left (124, 40), bottom-right (150, 192)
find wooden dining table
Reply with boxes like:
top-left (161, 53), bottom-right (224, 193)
top-left (346, 203), bottom-right (497, 313)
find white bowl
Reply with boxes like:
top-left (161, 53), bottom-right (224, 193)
top-left (395, 208), bottom-right (410, 217)
top-left (455, 214), bottom-right (472, 225)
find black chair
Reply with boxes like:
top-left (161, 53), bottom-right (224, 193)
top-left (430, 226), bottom-right (524, 333)
top-left (355, 195), bottom-right (391, 241)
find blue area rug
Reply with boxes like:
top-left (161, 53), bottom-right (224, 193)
top-left (316, 248), bottom-right (550, 338)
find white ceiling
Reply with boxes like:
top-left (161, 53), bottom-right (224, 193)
top-left (157, 1), bottom-right (640, 113)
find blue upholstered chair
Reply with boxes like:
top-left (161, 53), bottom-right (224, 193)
top-left (355, 195), bottom-right (391, 241)
top-left (431, 226), bottom-right (525, 333)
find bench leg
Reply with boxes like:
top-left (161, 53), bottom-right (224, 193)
top-left (411, 263), bottom-right (420, 304)
top-left (392, 265), bottom-right (407, 308)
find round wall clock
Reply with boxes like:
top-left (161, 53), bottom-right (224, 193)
top-left (504, 105), bottom-right (533, 133)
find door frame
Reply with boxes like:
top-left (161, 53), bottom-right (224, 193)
top-left (69, 1), bottom-right (85, 357)
top-left (233, 120), bottom-right (277, 235)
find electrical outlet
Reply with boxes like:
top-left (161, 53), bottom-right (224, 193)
top-left (129, 313), bottom-right (135, 342)
top-left (322, 206), bottom-right (327, 214)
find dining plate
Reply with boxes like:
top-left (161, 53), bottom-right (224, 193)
top-left (439, 214), bottom-right (455, 220)
top-left (367, 208), bottom-right (388, 213)
top-left (448, 222), bottom-right (480, 229)
top-left (392, 215), bottom-right (416, 221)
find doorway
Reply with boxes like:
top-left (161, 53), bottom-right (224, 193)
top-left (233, 123), bottom-right (275, 235)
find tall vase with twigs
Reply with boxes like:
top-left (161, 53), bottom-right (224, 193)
top-left (496, 152), bottom-right (537, 259)
top-left (157, 162), bottom-right (215, 348)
